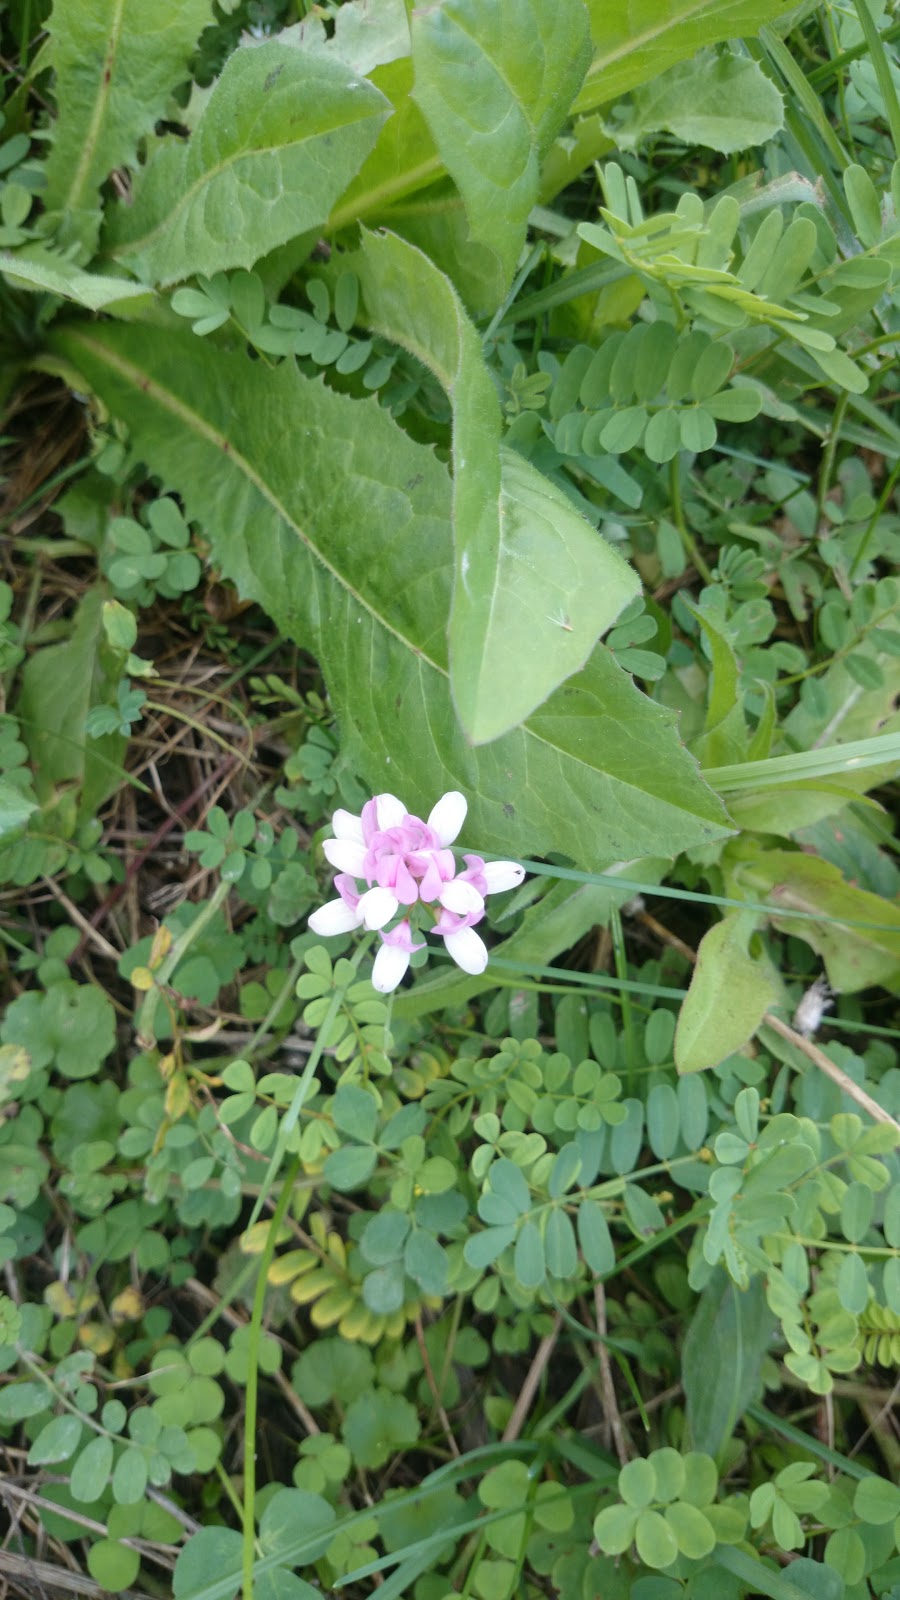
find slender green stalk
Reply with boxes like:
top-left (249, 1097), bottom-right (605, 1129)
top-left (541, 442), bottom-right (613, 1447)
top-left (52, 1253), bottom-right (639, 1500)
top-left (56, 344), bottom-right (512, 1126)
top-left (609, 906), bottom-right (637, 1093)
top-left (245, 936), bottom-right (373, 1233)
top-left (848, 454), bottom-right (900, 577)
top-left (242, 1153), bottom-right (299, 1600)
top-left (669, 458), bottom-right (713, 583)
top-left (137, 878), bottom-right (232, 1045)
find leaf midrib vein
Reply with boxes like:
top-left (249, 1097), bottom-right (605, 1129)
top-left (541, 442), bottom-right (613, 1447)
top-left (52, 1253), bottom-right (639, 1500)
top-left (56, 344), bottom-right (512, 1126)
top-left (117, 112), bottom-right (380, 261)
top-left (64, 0), bottom-right (127, 216)
top-left (69, 330), bottom-right (712, 815)
top-left (582, 0), bottom-right (785, 88)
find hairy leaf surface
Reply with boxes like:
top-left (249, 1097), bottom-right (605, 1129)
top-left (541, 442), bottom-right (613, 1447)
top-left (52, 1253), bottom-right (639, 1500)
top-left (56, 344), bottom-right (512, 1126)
top-left (108, 41), bottom-right (389, 286)
top-left (675, 912), bottom-right (781, 1073)
top-left (350, 229), bottom-right (639, 743)
top-left (43, 0), bottom-right (212, 253)
top-left (577, 0), bottom-right (794, 112)
top-left (617, 51), bottom-right (785, 154)
top-left (411, 0), bottom-right (591, 283)
top-left (54, 323), bottom-right (730, 867)
top-left (0, 247), bottom-right (150, 310)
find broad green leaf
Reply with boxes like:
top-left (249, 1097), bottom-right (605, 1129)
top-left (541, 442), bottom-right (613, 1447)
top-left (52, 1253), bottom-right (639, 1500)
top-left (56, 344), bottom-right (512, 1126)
top-left (17, 587), bottom-right (126, 819)
top-left (173, 1527), bottom-right (243, 1599)
top-left (351, 229), bottom-right (639, 740)
top-left (43, 0), bottom-right (212, 253)
top-left (577, 0), bottom-right (796, 112)
top-left (682, 1270), bottom-right (775, 1457)
top-left (385, 183), bottom-right (509, 316)
top-left (259, 1487), bottom-right (335, 1562)
top-left (285, 0), bottom-right (411, 77)
top-left (0, 247), bottom-right (151, 310)
top-left (0, 777), bottom-right (36, 845)
top-left (411, 0), bottom-right (591, 283)
top-left (108, 41), bottom-right (389, 286)
top-left (54, 322), bottom-right (731, 869)
top-left (342, 1389), bottom-right (419, 1469)
top-left (733, 849), bottom-right (900, 993)
top-left (682, 600), bottom-right (744, 766)
top-left (619, 51), bottom-right (784, 155)
top-left (327, 58), bottom-right (443, 232)
top-left (675, 912), bottom-right (781, 1074)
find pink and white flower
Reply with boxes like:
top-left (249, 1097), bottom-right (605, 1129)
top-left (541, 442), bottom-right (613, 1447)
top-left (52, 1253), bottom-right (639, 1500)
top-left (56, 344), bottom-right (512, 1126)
top-left (308, 790), bottom-right (525, 992)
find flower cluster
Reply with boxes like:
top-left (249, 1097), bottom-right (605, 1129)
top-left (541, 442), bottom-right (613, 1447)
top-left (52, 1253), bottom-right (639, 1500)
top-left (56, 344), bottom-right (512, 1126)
top-left (308, 791), bottom-right (524, 992)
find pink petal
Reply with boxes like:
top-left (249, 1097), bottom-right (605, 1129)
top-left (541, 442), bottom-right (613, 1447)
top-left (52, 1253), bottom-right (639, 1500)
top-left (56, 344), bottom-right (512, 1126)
top-left (323, 838), bottom-right (367, 877)
top-left (358, 887), bottom-right (399, 930)
top-left (334, 874), bottom-right (361, 910)
top-left (308, 899), bottom-right (363, 936)
top-left (331, 808), bottom-right (364, 843)
top-left (381, 919), bottom-right (426, 954)
top-left (392, 859), bottom-right (419, 905)
top-left (371, 942), bottom-right (411, 993)
top-left (440, 879), bottom-right (485, 915)
top-left (443, 925), bottom-right (488, 975)
top-left (427, 790), bottom-right (467, 846)
top-left (483, 860), bottom-right (525, 894)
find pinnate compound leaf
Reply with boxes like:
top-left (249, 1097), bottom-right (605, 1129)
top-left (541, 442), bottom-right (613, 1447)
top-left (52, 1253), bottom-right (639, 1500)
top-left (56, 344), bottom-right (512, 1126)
top-left (411, 0), bottom-right (591, 283)
top-left (43, 0), bottom-right (212, 253)
top-left (351, 229), bottom-right (639, 742)
top-left (109, 41), bottom-right (389, 286)
top-left (675, 912), bottom-right (781, 1074)
top-left (620, 51), bottom-right (784, 155)
top-left (577, 0), bottom-right (795, 111)
top-left (54, 322), bottom-right (730, 868)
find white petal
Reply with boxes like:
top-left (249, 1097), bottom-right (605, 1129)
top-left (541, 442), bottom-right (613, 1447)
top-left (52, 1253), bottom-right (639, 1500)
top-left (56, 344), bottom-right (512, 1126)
top-left (371, 942), bottom-right (410, 993)
top-left (358, 887), bottom-right (399, 930)
top-left (374, 792), bottom-right (406, 830)
top-left (439, 879), bottom-right (484, 915)
top-left (443, 926), bottom-right (488, 976)
top-left (332, 808), bottom-right (364, 843)
top-left (309, 899), bottom-right (363, 936)
top-left (483, 860), bottom-right (525, 894)
top-left (427, 790), bottom-right (467, 846)
top-left (323, 838), bottom-right (367, 876)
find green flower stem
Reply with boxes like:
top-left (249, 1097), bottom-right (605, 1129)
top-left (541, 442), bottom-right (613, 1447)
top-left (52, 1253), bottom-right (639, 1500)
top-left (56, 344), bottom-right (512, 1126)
top-left (241, 935), bottom-right (373, 1600)
top-left (136, 878), bottom-right (232, 1046)
top-left (669, 457), bottom-right (713, 584)
top-left (245, 952), bottom-right (306, 1054)
top-left (245, 935), bottom-right (373, 1233)
top-left (242, 1150), bottom-right (299, 1600)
